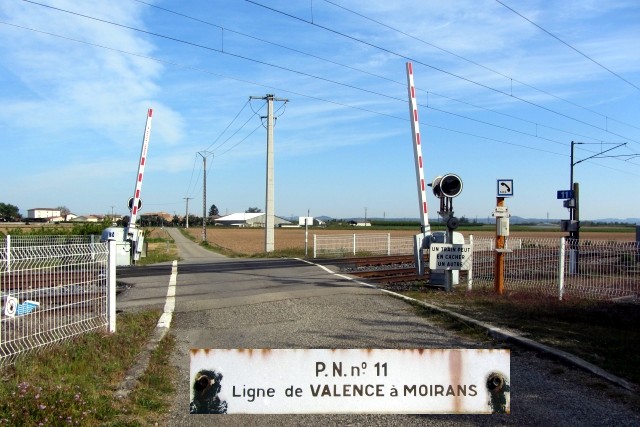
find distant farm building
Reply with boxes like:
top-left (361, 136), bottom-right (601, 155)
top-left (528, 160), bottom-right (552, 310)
top-left (298, 216), bottom-right (325, 227)
top-left (215, 213), bottom-right (292, 227)
top-left (27, 208), bottom-right (61, 220)
top-left (70, 215), bottom-right (101, 223)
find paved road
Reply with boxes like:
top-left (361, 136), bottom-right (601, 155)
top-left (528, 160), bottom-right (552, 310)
top-left (117, 228), bottom-right (640, 426)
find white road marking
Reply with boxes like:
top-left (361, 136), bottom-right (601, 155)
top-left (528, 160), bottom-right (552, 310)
top-left (157, 260), bottom-right (178, 329)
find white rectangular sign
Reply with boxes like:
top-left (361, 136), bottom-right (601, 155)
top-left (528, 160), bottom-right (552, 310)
top-left (190, 349), bottom-right (510, 414)
top-left (429, 243), bottom-right (473, 270)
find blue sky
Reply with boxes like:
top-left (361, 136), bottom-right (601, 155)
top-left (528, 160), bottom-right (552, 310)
top-left (1, 0), bottom-right (639, 221)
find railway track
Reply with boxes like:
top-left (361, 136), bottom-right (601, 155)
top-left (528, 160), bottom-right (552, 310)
top-left (314, 255), bottom-right (467, 285)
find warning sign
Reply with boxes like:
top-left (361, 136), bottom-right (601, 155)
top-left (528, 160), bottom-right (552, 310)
top-left (190, 349), bottom-right (510, 414)
top-left (429, 243), bottom-right (473, 270)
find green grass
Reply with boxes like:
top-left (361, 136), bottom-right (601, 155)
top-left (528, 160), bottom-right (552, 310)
top-left (137, 231), bottom-right (179, 265)
top-left (0, 310), bottom-right (176, 426)
top-left (396, 286), bottom-right (640, 386)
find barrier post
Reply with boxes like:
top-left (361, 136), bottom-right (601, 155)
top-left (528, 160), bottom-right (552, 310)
top-left (558, 237), bottom-right (566, 300)
top-left (107, 239), bottom-right (117, 333)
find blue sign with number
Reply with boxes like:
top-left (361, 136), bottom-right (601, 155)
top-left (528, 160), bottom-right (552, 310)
top-left (557, 190), bottom-right (574, 199)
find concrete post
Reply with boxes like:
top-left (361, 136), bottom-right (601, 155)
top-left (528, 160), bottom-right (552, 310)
top-left (495, 197), bottom-right (505, 295)
top-left (264, 96), bottom-right (275, 252)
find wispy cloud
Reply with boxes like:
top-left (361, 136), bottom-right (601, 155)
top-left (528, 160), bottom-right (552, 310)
top-left (0, 0), bottom-right (183, 148)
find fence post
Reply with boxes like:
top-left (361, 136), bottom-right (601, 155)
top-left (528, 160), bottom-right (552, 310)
top-left (636, 225), bottom-right (640, 262)
top-left (107, 239), bottom-right (117, 333)
top-left (313, 234), bottom-right (317, 258)
top-left (387, 233), bottom-right (391, 256)
top-left (467, 235), bottom-right (473, 291)
top-left (353, 234), bottom-right (356, 256)
top-left (558, 237), bottom-right (566, 301)
top-left (6, 235), bottom-right (10, 274)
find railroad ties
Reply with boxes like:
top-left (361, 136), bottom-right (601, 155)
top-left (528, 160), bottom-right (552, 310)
top-left (315, 255), bottom-right (467, 286)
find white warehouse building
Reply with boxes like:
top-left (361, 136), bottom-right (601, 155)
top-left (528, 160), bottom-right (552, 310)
top-left (27, 208), bottom-right (61, 220)
top-left (215, 213), bottom-right (292, 227)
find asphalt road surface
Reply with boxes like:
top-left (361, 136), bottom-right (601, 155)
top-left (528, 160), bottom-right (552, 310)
top-left (116, 228), bottom-right (639, 426)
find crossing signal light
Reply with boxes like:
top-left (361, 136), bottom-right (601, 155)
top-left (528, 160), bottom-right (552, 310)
top-left (431, 173), bottom-right (463, 198)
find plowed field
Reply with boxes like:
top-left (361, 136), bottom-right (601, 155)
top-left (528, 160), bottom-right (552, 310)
top-left (181, 227), bottom-right (636, 256)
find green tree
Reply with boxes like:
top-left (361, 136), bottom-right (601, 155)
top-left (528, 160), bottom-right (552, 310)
top-left (0, 203), bottom-right (21, 221)
top-left (245, 207), bottom-right (262, 213)
top-left (209, 204), bottom-right (219, 216)
top-left (187, 214), bottom-right (202, 226)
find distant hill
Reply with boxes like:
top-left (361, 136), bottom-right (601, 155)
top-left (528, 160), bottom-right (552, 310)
top-left (313, 215), bottom-right (640, 225)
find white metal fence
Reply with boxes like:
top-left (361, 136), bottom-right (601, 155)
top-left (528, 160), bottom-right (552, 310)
top-left (1, 236), bottom-right (116, 366)
top-left (314, 233), bottom-right (640, 300)
top-left (313, 233), bottom-right (414, 257)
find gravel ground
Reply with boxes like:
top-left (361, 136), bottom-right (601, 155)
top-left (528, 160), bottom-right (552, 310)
top-left (165, 279), bottom-right (639, 426)
top-left (153, 228), bottom-right (640, 425)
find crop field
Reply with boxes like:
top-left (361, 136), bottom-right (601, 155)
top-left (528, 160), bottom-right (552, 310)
top-left (182, 226), bottom-right (637, 256)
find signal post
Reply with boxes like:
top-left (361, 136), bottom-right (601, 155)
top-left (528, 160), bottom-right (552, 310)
top-left (494, 179), bottom-right (513, 295)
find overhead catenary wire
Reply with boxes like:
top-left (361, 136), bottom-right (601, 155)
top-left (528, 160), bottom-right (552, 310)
top-left (128, 0), bottom-right (636, 158)
top-left (131, 0), bottom-right (638, 145)
top-left (4, 7), bottom-right (640, 181)
top-left (2, 18), bottom-right (638, 176)
top-left (19, 0), bottom-right (639, 149)
top-left (493, 0), bottom-right (640, 92)
top-left (16, 0), bottom-right (640, 152)
top-left (322, 0), bottom-right (640, 133)
top-left (245, 0), bottom-right (640, 146)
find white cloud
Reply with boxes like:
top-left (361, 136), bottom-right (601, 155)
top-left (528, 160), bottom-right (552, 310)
top-left (0, 0), bottom-right (184, 148)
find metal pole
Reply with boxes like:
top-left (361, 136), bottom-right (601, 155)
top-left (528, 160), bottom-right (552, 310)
top-left (467, 235), bottom-right (473, 291)
top-left (574, 182), bottom-right (580, 241)
top-left (107, 239), bottom-right (117, 333)
top-left (445, 221), bottom-right (453, 292)
top-left (202, 154), bottom-right (207, 242)
top-left (305, 209), bottom-right (309, 257)
top-left (573, 181), bottom-right (580, 274)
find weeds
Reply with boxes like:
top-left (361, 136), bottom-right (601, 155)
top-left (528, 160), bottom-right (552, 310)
top-left (0, 310), bottom-right (175, 426)
top-left (398, 286), bottom-right (640, 385)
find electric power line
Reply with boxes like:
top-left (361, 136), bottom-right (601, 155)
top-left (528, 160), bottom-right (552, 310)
top-left (184, 154), bottom-right (200, 199)
top-left (494, 0), bottom-right (640, 92)
top-left (21, 0), bottom-right (639, 147)
top-left (133, 0), bottom-right (629, 149)
top-left (3, 10), bottom-right (639, 175)
top-left (3, 17), bottom-right (637, 173)
top-left (323, 0), bottom-right (640, 133)
top-left (245, 0), bottom-right (640, 145)
top-left (204, 99), bottom-right (251, 152)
